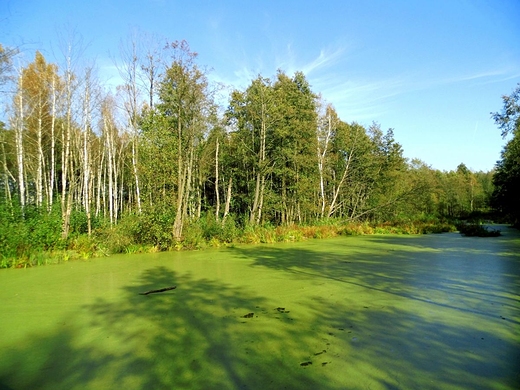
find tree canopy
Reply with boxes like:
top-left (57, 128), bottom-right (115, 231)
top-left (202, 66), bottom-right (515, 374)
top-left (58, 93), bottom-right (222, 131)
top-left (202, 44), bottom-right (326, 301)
top-left (491, 83), bottom-right (520, 225)
top-left (0, 36), bottom-right (507, 265)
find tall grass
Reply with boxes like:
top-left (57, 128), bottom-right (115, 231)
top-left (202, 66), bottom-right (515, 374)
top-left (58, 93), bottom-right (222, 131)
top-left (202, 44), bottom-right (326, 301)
top-left (0, 207), bottom-right (458, 268)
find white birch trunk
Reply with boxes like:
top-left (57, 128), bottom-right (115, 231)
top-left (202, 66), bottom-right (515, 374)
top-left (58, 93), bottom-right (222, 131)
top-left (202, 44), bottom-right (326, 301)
top-left (82, 72), bottom-right (92, 235)
top-left (215, 137), bottom-right (220, 221)
top-left (317, 107), bottom-right (334, 218)
top-left (36, 102), bottom-right (43, 208)
top-left (48, 74), bottom-right (57, 210)
top-left (222, 176), bottom-right (232, 225)
top-left (15, 74), bottom-right (26, 212)
top-left (327, 149), bottom-right (354, 218)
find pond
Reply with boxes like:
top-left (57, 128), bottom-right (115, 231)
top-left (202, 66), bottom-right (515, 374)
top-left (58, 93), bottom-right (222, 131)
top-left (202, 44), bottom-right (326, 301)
top-left (0, 227), bottom-right (519, 389)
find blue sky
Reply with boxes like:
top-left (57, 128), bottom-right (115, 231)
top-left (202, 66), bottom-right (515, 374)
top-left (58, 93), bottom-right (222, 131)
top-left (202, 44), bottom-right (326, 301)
top-left (2, 0), bottom-right (519, 172)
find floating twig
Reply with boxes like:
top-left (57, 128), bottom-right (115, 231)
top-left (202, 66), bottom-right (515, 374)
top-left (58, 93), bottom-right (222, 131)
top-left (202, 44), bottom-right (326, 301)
top-left (139, 286), bottom-right (177, 295)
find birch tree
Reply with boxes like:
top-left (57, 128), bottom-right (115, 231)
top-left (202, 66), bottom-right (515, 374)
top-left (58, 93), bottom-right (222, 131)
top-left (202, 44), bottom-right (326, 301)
top-left (157, 40), bottom-right (213, 241)
top-left (0, 122), bottom-right (14, 206)
top-left (79, 66), bottom-right (99, 234)
top-left (47, 65), bottom-right (62, 210)
top-left (12, 71), bottom-right (26, 212)
top-left (60, 61), bottom-right (73, 237)
top-left (272, 71), bottom-right (317, 224)
top-left (227, 76), bottom-right (277, 225)
top-left (20, 52), bottom-right (60, 209)
top-left (117, 34), bottom-right (144, 214)
top-left (316, 102), bottom-right (338, 218)
top-left (0, 44), bottom-right (17, 89)
top-left (101, 95), bottom-right (119, 225)
top-left (327, 121), bottom-right (372, 218)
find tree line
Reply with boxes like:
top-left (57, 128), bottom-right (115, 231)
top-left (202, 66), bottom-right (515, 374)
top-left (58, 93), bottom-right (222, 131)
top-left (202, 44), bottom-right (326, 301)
top-left (0, 37), bottom-right (514, 263)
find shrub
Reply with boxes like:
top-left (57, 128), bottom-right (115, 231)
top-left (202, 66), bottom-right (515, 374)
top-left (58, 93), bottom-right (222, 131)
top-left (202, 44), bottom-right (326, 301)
top-left (341, 222), bottom-right (374, 235)
top-left (26, 206), bottom-right (64, 250)
top-left (125, 206), bottom-right (175, 249)
top-left (456, 222), bottom-right (501, 237)
top-left (196, 213), bottom-right (238, 243)
top-left (181, 221), bottom-right (206, 250)
top-left (95, 222), bottom-right (135, 254)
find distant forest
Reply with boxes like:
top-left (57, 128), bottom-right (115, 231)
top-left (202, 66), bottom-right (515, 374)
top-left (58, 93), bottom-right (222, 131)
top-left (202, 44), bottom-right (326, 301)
top-left (0, 38), bottom-right (518, 267)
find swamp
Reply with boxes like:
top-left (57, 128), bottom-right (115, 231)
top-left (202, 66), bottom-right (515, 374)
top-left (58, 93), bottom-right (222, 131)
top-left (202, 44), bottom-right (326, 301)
top-left (0, 227), bottom-right (519, 389)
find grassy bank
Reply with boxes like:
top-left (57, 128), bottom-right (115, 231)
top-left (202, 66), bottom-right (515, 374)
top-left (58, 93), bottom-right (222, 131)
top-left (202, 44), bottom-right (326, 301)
top-left (0, 207), bottom-right (457, 268)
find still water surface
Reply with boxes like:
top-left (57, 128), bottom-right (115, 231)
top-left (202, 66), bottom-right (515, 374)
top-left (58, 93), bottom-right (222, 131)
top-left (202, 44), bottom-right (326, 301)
top-left (1, 228), bottom-right (519, 389)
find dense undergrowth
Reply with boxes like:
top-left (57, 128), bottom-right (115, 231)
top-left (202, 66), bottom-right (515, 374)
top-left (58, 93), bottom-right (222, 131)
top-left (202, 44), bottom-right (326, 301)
top-left (455, 221), bottom-right (502, 237)
top-left (0, 205), bottom-right (459, 268)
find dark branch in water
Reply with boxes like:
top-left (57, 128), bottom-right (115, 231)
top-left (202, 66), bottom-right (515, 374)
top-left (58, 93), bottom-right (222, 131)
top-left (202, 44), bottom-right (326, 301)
top-left (139, 286), bottom-right (177, 295)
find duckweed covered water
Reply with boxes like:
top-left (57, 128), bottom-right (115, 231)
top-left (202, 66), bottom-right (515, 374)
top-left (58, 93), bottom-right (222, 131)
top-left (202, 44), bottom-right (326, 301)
top-left (0, 227), bottom-right (519, 389)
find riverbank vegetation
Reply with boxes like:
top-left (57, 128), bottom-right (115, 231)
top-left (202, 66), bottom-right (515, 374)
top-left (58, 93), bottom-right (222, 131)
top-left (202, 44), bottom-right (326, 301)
top-left (0, 39), bottom-right (517, 268)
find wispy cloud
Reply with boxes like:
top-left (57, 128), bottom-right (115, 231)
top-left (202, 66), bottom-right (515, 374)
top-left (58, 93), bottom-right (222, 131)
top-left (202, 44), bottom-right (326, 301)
top-left (211, 37), bottom-right (519, 123)
top-left (318, 77), bottom-right (406, 121)
top-left (275, 44), bottom-right (349, 76)
top-left (437, 67), bottom-right (520, 87)
top-left (215, 43), bottom-right (349, 90)
top-left (317, 63), bottom-right (520, 122)
top-left (300, 46), bottom-right (346, 75)
top-left (393, 64), bottom-right (520, 92)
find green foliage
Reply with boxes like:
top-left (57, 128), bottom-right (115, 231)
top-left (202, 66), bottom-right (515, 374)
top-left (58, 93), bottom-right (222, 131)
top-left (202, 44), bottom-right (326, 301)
top-left (491, 83), bottom-right (520, 138)
top-left (402, 159), bottom-right (494, 221)
top-left (1, 45), bottom-right (514, 267)
top-left (0, 203), bottom-right (106, 267)
top-left (491, 125), bottom-right (520, 225)
top-left (456, 222), bottom-right (501, 237)
top-left (0, 204), bottom-right (64, 261)
top-left (490, 83), bottom-right (520, 226)
top-left (339, 218), bottom-right (455, 236)
top-left (196, 213), bottom-right (239, 243)
top-left (124, 205), bottom-right (175, 249)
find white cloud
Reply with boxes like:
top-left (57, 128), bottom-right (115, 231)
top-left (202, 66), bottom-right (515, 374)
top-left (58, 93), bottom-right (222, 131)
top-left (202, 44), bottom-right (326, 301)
top-left (300, 46), bottom-right (346, 75)
top-left (312, 74), bottom-right (406, 121)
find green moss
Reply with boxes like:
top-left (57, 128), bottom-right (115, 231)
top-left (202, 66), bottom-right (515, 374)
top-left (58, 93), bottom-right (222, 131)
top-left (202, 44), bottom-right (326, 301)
top-left (0, 232), bottom-right (519, 389)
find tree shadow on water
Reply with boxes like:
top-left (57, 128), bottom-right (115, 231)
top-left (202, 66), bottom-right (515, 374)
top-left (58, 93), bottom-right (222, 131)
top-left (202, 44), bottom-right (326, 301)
top-left (230, 241), bottom-right (520, 389)
top-left (0, 266), bottom-right (337, 390)
top-left (1, 237), bottom-right (519, 389)
top-left (301, 294), bottom-right (520, 389)
top-left (236, 238), bottom-right (520, 321)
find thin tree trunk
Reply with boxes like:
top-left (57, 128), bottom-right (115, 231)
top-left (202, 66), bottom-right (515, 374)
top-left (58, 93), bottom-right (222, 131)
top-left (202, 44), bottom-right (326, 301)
top-left (82, 76), bottom-right (92, 235)
top-left (317, 110), bottom-right (333, 218)
top-left (36, 102), bottom-right (44, 208)
top-left (254, 110), bottom-right (267, 225)
top-left (15, 73), bottom-right (26, 214)
top-left (182, 143), bottom-right (194, 222)
top-left (215, 137), bottom-right (220, 221)
top-left (96, 151), bottom-right (104, 217)
top-left (0, 131), bottom-right (14, 207)
top-left (250, 172), bottom-right (261, 224)
top-left (48, 74), bottom-right (57, 210)
top-left (256, 175), bottom-right (265, 225)
top-left (61, 62), bottom-right (73, 239)
top-left (222, 176), bottom-right (232, 225)
top-left (250, 105), bottom-right (267, 224)
top-left (132, 139), bottom-right (142, 214)
top-left (119, 36), bottom-right (143, 215)
top-left (106, 119), bottom-right (114, 225)
top-left (327, 151), bottom-right (354, 218)
top-left (173, 114), bottom-right (185, 241)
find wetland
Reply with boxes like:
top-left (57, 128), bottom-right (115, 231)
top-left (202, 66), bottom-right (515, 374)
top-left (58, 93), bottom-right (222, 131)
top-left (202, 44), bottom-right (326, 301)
top-left (0, 228), bottom-right (519, 389)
